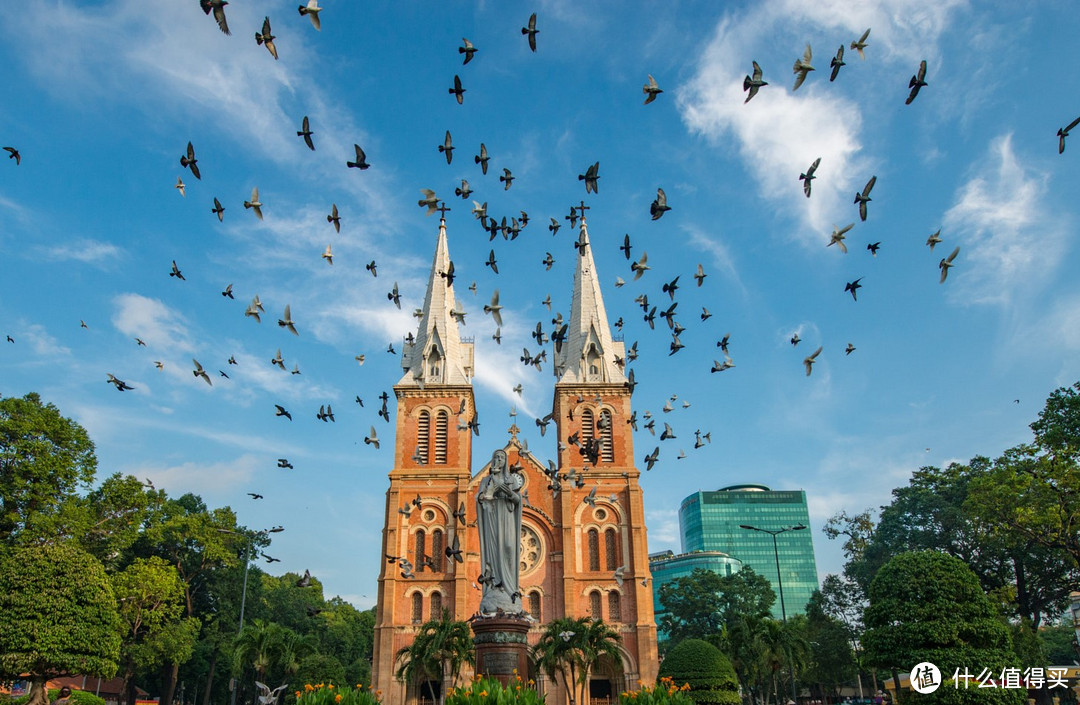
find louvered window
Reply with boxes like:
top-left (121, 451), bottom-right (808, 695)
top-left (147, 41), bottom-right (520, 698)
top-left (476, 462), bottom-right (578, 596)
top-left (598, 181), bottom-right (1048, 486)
top-left (605, 529), bottom-right (618, 571)
top-left (431, 529), bottom-right (443, 572)
top-left (600, 410), bottom-right (614, 462)
top-left (581, 409), bottom-right (595, 446)
top-left (608, 592), bottom-right (621, 622)
top-left (415, 529), bottom-right (426, 573)
top-left (589, 591), bottom-right (602, 620)
top-left (416, 411), bottom-right (430, 464)
top-left (411, 593), bottom-right (423, 623)
top-left (430, 592), bottom-right (443, 620)
top-left (587, 528), bottom-right (600, 571)
top-left (435, 411), bottom-right (448, 464)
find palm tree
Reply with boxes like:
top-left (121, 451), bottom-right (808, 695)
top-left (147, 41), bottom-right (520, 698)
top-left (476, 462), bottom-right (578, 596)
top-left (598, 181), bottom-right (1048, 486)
top-left (395, 611), bottom-right (474, 705)
top-left (233, 619), bottom-right (286, 683)
top-left (277, 630), bottom-right (318, 681)
top-left (532, 617), bottom-right (623, 705)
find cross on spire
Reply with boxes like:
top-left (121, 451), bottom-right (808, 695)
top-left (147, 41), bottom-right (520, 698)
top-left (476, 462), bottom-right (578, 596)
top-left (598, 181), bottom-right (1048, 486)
top-left (577, 200), bottom-right (590, 219)
top-left (436, 201), bottom-right (452, 218)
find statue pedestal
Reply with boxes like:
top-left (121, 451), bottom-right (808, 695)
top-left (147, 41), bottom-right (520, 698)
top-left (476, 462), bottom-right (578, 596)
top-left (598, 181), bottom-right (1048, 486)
top-left (471, 615), bottom-right (532, 686)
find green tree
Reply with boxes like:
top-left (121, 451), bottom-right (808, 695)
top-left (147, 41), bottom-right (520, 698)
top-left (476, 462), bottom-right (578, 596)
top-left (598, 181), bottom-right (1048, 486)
top-left (862, 551), bottom-right (1016, 704)
top-left (658, 567), bottom-right (775, 648)
top-left (801, 610), bottom-right (856, 700)
top-left (0, 543), bottom-right (121, 705)
top-left (394, 612), bottom-right (473, 705)
top-left (291, 654), bottom-right (347, 693)
top-left (234, 619), bottom-right (289, 684)
top-left (0, 393), bottom-right (97, 545)
top-left (532, 617), bottom-right (622, 705)
top-left (658, 639), bottom-right (739, 705)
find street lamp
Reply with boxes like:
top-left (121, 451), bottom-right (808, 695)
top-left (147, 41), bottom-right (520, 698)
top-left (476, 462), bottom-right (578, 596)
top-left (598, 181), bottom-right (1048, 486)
top-left (740, 524), bottom-right (808, 704)
top-left (218, 527), bottom-right (283, 705)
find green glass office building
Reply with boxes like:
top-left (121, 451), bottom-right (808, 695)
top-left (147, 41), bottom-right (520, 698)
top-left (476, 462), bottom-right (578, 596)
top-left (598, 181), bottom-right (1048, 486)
top-left (648, 549), bottom-right (743, 636)
top-left (679, 484), bottom-right (818, 621)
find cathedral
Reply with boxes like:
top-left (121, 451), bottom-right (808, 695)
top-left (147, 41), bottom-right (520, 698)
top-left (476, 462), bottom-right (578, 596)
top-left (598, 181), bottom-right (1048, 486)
top-left (371, 216), bottom-right (658, 705)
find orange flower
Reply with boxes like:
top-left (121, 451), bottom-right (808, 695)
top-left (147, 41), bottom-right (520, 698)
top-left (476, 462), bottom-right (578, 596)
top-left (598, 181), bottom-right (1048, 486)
top-left (305, 685), bottom-right (315, 692)
top-left (295, 693), bottom-right (301, 699)
top-left (480, 691), bottom-right (488, 697)
top-left (335, 695), bottom-right (342, 703)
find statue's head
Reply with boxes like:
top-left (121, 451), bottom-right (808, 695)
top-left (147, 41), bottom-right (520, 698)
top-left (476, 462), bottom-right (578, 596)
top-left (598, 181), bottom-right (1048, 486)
top-left (491, 449), bottom-right (507, 471)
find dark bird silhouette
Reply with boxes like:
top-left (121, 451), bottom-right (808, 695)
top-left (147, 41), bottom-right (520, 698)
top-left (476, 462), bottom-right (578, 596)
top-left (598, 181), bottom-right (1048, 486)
top-left (347, 144), bottom-right (370, 170)
top-left (180, 141), bottom-right (200, 179)
top-left (499, 168), bottom-right (515, 190)
top-left (211, 197), bottom-right (225, 221)
top-left (620, 234), bottom-right (632, 260)
top-left (274, 404), bottom-right (292, 421)
top-left (263, 553), bottom-right (281, 563)
top-left (644, 446), bottom-right (660, 471)
top-left (169, 260), bottom-right (185, 280)
top-left (474, 143), bottom-right (489, 174)
top-left (106, 374), bottom-right (134, 391)
top-left (939, 246), bottom-right (960, 283)
top-left (255, 16), bottom-right (278, 60)
top-left (449, 75), bottom-right (465, 104)
top-left (276, 459), bottom-right (293, 470)
top-left (1057, 116), bottom-right (1080, 154)
top-left (743, 61), bottom-right (767, 103)
top-left (459, 37), bottom-right (477, 64)
top-left (790, 333), bottom-right (801, 346)
top-left (327, 203), bottom-right (340, 233)
top-left (248, 492), bottom-right (263, 499)
top-left (854, 175), bottom-right (876, 221)
top-left (829, 45), bottom-right (845, 81)
top-left (3, 147), bottom-right (20, 165)
top-left (867, 241), bottom-right (880, 256)
top-left (650, 188), bottom-right (670, 220)
top-left (366, 260), bottom-right (377, 277)
top-left (485, 249), bottom-right (498, 274)
top-left (799, 158), bottom-right (820, 198)
top-left (845, 343), bottom-right (856, 355)
top-left (542, 252), bottom-right (555, 270)
top-left (200, 0), bottom-right (230, 35)
top-left (845, 278), bottom-right (862, 301)
top-left (662, 276), bottom-right (680, 301)
top-left (417, 189), bottom-right (439, 215)
top-left (455, 179), bottom-right (472, 199)
top-left (522, 13), bottom-right (538, 52)
top-left (643, 74), bottom-right (663, 104)
top-left (579, 161), bottom-right (600, 194)
top-left (296, 569), bottom-right (312, 587)
top-left (297, 116), bottom-right (315, 151)
top-left (388, 282), bottom-right (401, 309)
top-left (906, 60), bottom-right (927, 105)
top-left (549, 218), bottom-right (561, 236)
top-left (278, 304), bottom-right (298, 335)
top-left (445, 533), bottom-right (464, 563)
top-left (438, 130), bottom-right (455, 164)
top-left (222, 283), bottom-right (234, 299)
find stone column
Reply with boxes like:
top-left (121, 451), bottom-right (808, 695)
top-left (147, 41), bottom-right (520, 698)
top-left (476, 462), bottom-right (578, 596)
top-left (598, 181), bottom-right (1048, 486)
top-left (470, 616), bottom-right (532, 687)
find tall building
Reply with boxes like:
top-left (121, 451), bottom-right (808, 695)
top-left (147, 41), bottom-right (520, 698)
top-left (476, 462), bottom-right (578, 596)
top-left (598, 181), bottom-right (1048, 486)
top-left (647, 550), bottom-right (742, 638)
top-left (679, 484), bottom-right (818, 621)
top-left (371, 216), bottom-right (658, 705)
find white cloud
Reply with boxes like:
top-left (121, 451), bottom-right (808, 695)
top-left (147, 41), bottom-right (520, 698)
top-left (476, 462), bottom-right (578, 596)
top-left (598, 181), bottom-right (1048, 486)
top-left (644, 508), bottom-right (681, 550)
top-left (46, 238), bottom-right (124, 264)
top-left (112, 293), bottom-right (196, 354)
top-left (19, 323), bottom-right (72, 357)
top-left (943, 134), bottom-right (1062, 305)
top-left (136, 454), bottom-right (261, 497)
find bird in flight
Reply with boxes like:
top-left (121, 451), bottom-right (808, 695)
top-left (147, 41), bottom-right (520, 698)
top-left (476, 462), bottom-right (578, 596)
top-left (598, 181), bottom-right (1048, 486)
top-left (906, 60), bottom-right (927, 105)
top-left (939, 246), bottom-right (960, 283)
top-left (3, 146), bottom-right (21, 165)
top-left (274, 404), bottom-right (293, 421)
top-left (327, 203), bottom-right (340, 233)
top-left (845, 343), bottom-right (856, 355)
top-left (449, 75), bottom-right (465, 104)
top-left (1057, 116), bottom-right (1080, 154)
top-left (200, 0), bottom-right (230, 35)
top-left (485, 249), bottom-right (499, 274)
top-left (829, 45), bottom-right (845, 82)
top-left (484, 290), bottom-right (503, 327)
top-left (792, 44), bottom-right (814, 90)
top-left (211, 197), bottom-right (225, 221)
top-left (347, 144), bottom-right (370, 170)
top-left (175, 176), bottom-right (185, 197)
top-left (106, 374), bottom-right (134, 391)
top-left (803, 346), bottom-right (823, 376)
top-left (297, 116), bottom-right (315, 151)
top-left (439, 130), bottom-right (455, 164)
top-left (579, 161), bottom-right (600, 194)
top-left (631, 252), bottom-right (649, 280)
top-left (459, 37), bottom-right (477, 64)
top-left (850, 28), bottom-right (871, 60)
top-left (192, 359), bottom-right (212, 386)
top-left (180, 141), bottom-right (200, 180)
top-left (499, 168), bottom-right (515, 190)
top-left (743, 61), bottom-right (767, 103)
top-left (867, 242), bottom-right (880, 257)
top-left (642, 75), bottom-right (662, 104)
top-left (845, 278), bottom-right (862, 301)
top-left (255, 17), bottom-right (278, 60)
top-left (650, 188), bottom-right (670, 220)
top-left (298, 1), bottom-right (322, 31)
top-left (417, 189), bottom-right (439, 215)
top-left (926, 229), bottom-right (943, 251)
top-left (455, 179), bottom-right (472, 199)
top-left (522, 13), bottom-right (538, 52)
top-left (854, 175), bottom-right (876, 221)
top-left (799, 158), bottom-right (820, 198)
top-left (243, 187), bottom-right (264, 220)
top-left (321, 244), bottom-right (333, 265)
top-left (828, 223), bottom-right (853, 253)
top-left (388, 282), bottom-right (401, 309)
top-left (364, 426), bottom-right (380, 449)
top-left (474, 143), bottom-right (489, 174)
top-left (278, 304), bottom-right (298, 335)
top-left (169, 260), bottom-right (185, 280)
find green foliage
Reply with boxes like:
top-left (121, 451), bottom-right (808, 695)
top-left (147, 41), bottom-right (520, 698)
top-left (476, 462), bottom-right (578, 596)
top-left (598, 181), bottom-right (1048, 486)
top-left (296, 683), bottom-right (381, 705)
top-left (863, 551), bottom-right (1015, 676)
top-left (0, 392), bottom-right (97, 546)
top-left (292, 654), bottom-right (347, 693)
top-left (618, 678), bottom-right (695, 705)
top-left (657, 640), bottom-right (739, 705)
top-left (532, 617), bottom-right (622, 705)
top-left (445, 677), bottom-right (544, 705)
top-left (0, 542), bottom-right (121, 680)
top-left (657, 567), bottom-right (775, 647)
top-left (11, 689), bottom-right (108, 705)
top-left (395, 611), bottom-right (474, 703)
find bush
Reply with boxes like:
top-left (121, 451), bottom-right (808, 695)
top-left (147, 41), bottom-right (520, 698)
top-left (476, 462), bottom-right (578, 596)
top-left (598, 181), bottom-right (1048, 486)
top-left (12, 690), bottom-right (107, 705)
top-left (618, 677), bottom-right (695, 705)
top-left (296, 683), bottom-right (381, 705)
top-left (658, 639), bottom-right (740, 705)
top-left (446, 676), bottom-right (544, 705)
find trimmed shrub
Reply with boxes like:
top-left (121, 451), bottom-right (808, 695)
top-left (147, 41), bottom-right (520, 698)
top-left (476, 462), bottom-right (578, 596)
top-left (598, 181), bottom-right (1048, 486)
top-left (657, 639), bottom-right (739, 705)
top-left (12, 690), bottom-right (107, 705)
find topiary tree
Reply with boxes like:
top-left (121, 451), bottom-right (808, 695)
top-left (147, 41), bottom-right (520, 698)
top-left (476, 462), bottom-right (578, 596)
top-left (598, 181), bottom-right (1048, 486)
top-left (657, 639), bottom-right (740, 705)
top-left (0, 543), bottom-right (121, 705)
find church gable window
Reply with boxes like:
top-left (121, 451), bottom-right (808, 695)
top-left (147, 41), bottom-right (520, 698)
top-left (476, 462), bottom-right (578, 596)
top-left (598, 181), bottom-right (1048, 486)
top-left (430, 591), bottom-right (443, 620)
top-left (604, 529), bottom-right (618, 571)
top-left (431, 529), bottom-right (443, 572)
top-left (415, 529), bottom-right (426, 573)
top-left (528, 591), bottom-right (542, 621)
top-left (411, 592), bottom-right (423, 623)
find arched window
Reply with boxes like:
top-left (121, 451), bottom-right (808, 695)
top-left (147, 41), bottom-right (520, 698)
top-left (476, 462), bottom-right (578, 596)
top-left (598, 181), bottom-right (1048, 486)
top-left (589, 591), bottom-right (602, 620)
top-left (427, 348), bottom-right (442, 381)
top-left (608, 592), bottom-right (621, 622)
top-left (411, 592), bottom-right (423, 623)
top-left (431, 529), bottom-right (443, 572)
top-left (528, 591), bottom-right (542, 621)
top-left (430, 592), bottom-right (443, 620)
top-left (587, 528), bottom-right (600, 571)
top-left (604, 529), bottom-right (618, 571)
top-left (416, 411), bottom-right (430, 465)
top-left (415, 529), bottom-right (427, 573)
top-left (586, 344), bottom-right (602, 381)
top-left (600, 410), bottom-right (614, 463)
top-left (581, 409), bottom-right (595, 447)
top-left (434, 411), bottom-right (448, 464)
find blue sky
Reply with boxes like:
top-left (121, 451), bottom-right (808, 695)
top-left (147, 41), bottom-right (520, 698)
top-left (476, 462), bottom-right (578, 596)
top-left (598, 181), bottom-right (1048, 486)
top-left (2, 0), bottom-right (1079, 610)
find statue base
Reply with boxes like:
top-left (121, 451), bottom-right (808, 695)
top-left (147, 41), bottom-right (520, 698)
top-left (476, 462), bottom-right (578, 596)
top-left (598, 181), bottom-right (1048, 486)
top-left (470, 615), bottom-right (532, 686)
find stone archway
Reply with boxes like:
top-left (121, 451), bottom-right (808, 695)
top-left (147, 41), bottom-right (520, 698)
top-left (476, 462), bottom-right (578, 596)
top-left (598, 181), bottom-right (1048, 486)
top-left (587, 653), bottom-right (625, 705)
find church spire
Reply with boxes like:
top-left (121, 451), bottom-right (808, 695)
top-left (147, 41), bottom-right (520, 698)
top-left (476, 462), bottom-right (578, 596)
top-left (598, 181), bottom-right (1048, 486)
top-left (399, 218), bottom-right (473, 387)
top-left (555, 216), bottom-right (626, 385)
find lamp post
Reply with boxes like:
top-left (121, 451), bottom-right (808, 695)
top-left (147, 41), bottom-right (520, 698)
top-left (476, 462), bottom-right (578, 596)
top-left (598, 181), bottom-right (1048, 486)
top-left (740, 523), bottom-right (808, 704)
top-left (218, 527), bottom-right (283, 705)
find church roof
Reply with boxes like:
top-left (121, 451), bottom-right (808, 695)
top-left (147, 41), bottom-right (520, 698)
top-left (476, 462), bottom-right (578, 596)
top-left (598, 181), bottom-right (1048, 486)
top-left (398, 218), bottom-right (473, 387)
top-left (555, 217), bottom-right (626, 385)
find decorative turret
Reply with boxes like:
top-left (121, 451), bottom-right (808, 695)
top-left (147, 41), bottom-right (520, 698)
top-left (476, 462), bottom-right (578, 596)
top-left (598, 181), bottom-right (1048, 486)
top-left (554, 217), bottom-right (626, 384)
top-left (399, 218), bottom-right (474, 387)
